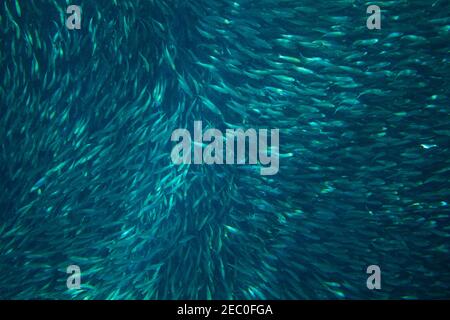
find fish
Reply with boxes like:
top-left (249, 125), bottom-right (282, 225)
top-left (0, 0), bottom-right (449, 300)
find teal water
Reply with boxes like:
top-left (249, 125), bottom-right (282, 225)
top-left (0, 0), bottom-right (449, 299)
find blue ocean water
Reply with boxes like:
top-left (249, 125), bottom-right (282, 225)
top-left (0, 0), bottom-right (449, 299)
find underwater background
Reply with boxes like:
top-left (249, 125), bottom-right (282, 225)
top-left (0, 0), bottom-right (449, 299)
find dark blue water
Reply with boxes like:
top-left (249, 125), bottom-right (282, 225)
top-left (0, 0), bottom-right (449, 299)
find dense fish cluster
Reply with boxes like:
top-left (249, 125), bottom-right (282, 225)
top-left (0, 0), bottom-right (449, 299)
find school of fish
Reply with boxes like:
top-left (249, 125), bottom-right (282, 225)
top-left (0, 0), bottom-right (449, 299)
